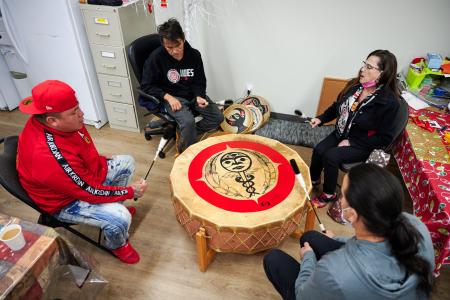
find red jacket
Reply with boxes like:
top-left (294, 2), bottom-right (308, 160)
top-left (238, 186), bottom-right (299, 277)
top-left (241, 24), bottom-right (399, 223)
top-left (17, 117), bottom-right (134, 214)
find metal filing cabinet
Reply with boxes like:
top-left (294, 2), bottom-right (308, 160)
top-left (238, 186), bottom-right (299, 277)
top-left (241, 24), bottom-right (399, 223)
top-left (80, 0), bottom-right (156, 132)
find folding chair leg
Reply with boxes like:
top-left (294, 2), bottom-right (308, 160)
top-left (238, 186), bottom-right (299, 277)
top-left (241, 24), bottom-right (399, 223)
top-left (98, 229), bottom-right (102, 244)
top-left (63, 225), bottom-right (113, 256)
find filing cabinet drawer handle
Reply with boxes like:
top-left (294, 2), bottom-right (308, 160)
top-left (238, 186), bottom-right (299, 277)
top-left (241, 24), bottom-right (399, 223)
top-left (102, 64), bottom-right (117, 69)
top-left (113, 107), bottom-right (126, 113)
top-left (110, 93), bottom-right (122, 97)
top-left (95, 32), bottom-right (111, 37)
top-left (117, 119), bottom-right (127, 123)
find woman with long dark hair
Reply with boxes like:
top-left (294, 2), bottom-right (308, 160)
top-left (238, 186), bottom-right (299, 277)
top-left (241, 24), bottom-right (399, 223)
top-left (309, 50), bottom-right (400, 208)
top-left (263, 164), bottom-right (434, 300)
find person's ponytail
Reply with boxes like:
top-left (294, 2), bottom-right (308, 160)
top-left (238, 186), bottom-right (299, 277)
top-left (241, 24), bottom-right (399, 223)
top-left (388, 215), bottom-right (433, 296)
top-left (346, 164), bottom-right (433, 296)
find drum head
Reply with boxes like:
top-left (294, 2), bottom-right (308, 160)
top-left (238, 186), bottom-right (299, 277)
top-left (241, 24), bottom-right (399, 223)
top-left (247, 105), bottom-right (264, 133)
top-left (221, 104), bottom-right (254, 134)
top-left (170, 134), bottom-right (311, 253)
top-left (238, 95), bottom-right (271, 123)
top-left (171, 134), bottom-right (310, 226)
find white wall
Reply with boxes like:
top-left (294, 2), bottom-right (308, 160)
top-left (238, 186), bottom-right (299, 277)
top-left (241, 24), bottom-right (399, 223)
top-left (155, 0), bottom-right (450, 116)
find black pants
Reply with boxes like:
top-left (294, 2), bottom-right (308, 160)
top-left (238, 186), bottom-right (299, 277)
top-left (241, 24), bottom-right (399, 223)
top-left (309, 132), bottom-right (371, 194)
top-left (263, 231), bottom-right (345, 300)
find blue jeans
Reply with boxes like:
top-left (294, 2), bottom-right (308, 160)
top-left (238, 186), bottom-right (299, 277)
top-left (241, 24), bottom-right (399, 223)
top-left (54, 155), bottom-right (135, 250)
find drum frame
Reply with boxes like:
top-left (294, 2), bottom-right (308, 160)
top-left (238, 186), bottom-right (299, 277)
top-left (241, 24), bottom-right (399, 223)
top-left (173, 195), bottom-right (316, 272)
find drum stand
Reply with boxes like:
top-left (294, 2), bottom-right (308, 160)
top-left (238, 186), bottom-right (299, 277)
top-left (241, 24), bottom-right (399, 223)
top-left (195, 228), bottom-right (216, 272)
top-left (194, 203), bottom-right (316, 272)
top-left (291, 202), bottom-right (316, 239)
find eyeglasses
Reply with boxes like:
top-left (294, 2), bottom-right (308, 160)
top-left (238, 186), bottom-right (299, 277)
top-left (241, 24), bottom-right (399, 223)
top-left (362, 60), bottom-right (380, 71)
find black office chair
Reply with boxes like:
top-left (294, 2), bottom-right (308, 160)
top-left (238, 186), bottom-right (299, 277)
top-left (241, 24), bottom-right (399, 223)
top-left (127, 33), bottom-right (176, 158)
top-left (0, 136), bottom-right (112, 255)
top-left (339, 96), bottom-right (410, 173)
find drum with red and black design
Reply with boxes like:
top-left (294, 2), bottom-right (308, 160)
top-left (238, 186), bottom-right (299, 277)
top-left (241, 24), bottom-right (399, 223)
top-left (170, 134), bottom-right (311, 254)
top-left (247, 105), bottom-right (264, 133)
top-left (220, 104), bottom-right (253, 134)
top-left (237, 95), bottom-right (271, 124)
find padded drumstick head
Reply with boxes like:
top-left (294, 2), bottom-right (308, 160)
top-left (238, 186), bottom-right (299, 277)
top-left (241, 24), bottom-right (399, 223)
top-left (290, 159), bottom-right (300, 175)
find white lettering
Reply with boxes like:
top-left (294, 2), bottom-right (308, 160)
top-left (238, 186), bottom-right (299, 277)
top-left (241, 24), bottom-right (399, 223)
top-left (179, 69), bottom-right (194, 77)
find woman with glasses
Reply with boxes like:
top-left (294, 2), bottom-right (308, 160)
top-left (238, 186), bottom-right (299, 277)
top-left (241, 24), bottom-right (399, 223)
top-left (263, 164), bottom-right (434, 300)
top-left (308, 50), bottom-right (400, 209)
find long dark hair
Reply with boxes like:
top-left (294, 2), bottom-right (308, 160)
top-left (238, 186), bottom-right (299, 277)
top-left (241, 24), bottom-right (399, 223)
top-left (338, 49), bottom-right (400, 101)
top-left (346, 164), bottom-right (433, 296)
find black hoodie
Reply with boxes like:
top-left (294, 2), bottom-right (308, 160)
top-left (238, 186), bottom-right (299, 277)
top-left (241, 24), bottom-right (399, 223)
top-left (141, 41), bottom-right (207, 101)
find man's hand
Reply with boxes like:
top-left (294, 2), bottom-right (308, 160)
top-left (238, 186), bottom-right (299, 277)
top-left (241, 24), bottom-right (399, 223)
top-left (300, 242), bottom-right (313, 261)
top-left (310, 118), bottom-right (322, 128)
top-left (196, 96), bottom-right (208, 108)
top-left (338, 139), bottom-right (350, 147)
top-left (165, 94), bottom-right (182, 112)
top-left (130, 178), bottom-right (148, 199)
top-left (323, 230), bottom-right (335, 238)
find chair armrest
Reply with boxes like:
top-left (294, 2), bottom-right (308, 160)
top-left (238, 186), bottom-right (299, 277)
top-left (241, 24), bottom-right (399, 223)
top-left (137, 88), bottom-right (161, 105)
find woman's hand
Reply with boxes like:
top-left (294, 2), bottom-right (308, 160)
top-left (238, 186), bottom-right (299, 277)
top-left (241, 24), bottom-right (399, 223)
top-left (310, 118), bottom-right (322, 128)
top-left (300, 242), bottom-right (313, 260)
top-left (338, 139), bottom-right (350, 147)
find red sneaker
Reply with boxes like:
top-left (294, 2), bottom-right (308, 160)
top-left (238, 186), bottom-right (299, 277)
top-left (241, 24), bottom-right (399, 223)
top-left (111, 242), bottom-right (140, 264)
top-left (127, 207), bottom-right (136, 217)
top-left (310, 193), bottom-right (336, 208)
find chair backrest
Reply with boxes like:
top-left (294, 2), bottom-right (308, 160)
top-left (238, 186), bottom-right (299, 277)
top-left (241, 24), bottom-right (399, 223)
top-left (0, 136), bottom-right (42, 212)
top-left (386, 96), bottom-right (409, 152)
top-left (127, 33), bottom-right (161, 83)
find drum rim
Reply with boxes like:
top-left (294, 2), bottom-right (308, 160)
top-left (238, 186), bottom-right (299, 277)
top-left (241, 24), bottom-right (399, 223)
top-left (246, 105), bottom-right (264, 133)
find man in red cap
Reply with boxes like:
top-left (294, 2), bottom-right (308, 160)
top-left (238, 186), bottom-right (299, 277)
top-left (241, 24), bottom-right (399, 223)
top-left (16, 80), bottom-right (148, 264)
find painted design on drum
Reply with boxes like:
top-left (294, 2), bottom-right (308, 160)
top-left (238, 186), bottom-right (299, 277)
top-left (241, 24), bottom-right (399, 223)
top-left (247, 106), bottom-right (263, 132)
top-left (241, 96), bottom-right (269, 115)
top-left (188, 141), bottom-right (295, 212)
top-left (225, 108), bottom-right (248, 133)
top-left (220, 152), bottom-right (258, 197)
top-left (204, 149), bottom-right (277, 200)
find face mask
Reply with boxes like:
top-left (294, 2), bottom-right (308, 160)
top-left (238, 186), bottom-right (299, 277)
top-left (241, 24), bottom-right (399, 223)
top-left (340, 207), bottom-right (353, 225)
top-left (361, 80), bottom-right (377, 88)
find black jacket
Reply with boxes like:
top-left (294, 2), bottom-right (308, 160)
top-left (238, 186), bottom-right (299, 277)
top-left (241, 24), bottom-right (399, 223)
top-left (141, 41), bottom-right (207, 101)
top-left (318, 84), bottom-right (400, 151)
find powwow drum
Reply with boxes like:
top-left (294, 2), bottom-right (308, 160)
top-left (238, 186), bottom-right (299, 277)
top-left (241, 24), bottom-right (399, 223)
top-left (247, 105), bottom-right (264, 133)
top-left (220, 104), bottom-right (253, 134)
top-left (237, 95), bottom-right (271, 124)
top-left (170, 134), bottom-right (313, 270)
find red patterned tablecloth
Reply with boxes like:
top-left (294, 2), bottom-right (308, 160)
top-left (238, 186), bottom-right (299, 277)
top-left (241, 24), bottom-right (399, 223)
top-left (393, 108), bottom-right (450, 276)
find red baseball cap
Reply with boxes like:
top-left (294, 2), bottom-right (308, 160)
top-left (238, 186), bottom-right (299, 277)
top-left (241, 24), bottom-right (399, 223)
top-left (19, 80), bottom-right (79, 114)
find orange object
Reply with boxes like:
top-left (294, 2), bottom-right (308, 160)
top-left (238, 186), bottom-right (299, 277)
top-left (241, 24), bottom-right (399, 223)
top-left (442, 63), bottom-right (450, 74)
top-left (444, 132), bottom-right (450, 144)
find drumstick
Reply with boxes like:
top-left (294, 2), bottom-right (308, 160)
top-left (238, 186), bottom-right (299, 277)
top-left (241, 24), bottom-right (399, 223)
top-left (133, 131), bottom-right (171, 201)
top-left (289, 159), bottom-right (326, 233)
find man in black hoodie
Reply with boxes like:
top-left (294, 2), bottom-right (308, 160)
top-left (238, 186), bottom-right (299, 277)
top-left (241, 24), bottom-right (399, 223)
top-left (141, 18), bottom-right (223, 152)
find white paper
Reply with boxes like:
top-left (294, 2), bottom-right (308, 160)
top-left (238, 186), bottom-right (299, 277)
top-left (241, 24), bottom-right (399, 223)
top-left (101, 51), bottom-right (115, 58)
top-left (401, 91), bottom-right (429, 110)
